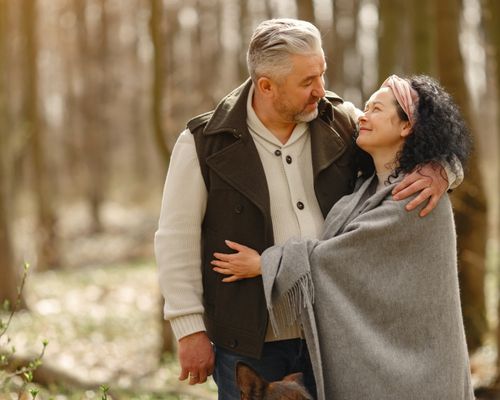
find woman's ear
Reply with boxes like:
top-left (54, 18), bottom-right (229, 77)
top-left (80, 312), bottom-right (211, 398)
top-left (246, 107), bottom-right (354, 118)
top-left (400, 121), bottom-right (412, 138)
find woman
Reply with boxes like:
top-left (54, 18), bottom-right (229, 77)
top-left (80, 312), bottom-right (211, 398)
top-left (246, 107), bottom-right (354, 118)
top-left (211, 75), bottom-right (474, 400)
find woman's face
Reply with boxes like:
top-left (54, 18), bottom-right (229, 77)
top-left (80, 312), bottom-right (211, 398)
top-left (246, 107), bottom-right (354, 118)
top-left (356, 87), bottom-right (410, 159)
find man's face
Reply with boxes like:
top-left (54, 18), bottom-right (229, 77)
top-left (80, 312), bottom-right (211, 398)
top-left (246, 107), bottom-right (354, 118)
top-left (273, 51), bottom-right (327, 123)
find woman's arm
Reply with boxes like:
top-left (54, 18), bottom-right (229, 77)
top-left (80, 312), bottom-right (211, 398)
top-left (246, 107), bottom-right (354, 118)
top-left (211, 240), bottom-right (262, 282)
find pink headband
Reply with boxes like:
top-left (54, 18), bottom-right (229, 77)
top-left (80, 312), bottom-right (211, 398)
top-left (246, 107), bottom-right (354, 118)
top-left (381, 75), bottom-right (419, 125)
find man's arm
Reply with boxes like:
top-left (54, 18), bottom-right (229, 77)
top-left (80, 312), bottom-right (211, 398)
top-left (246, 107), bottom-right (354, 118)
top-left (154, 130), bottom-right (214, 384)
top-left (392, 157), bottom-right (463, 217)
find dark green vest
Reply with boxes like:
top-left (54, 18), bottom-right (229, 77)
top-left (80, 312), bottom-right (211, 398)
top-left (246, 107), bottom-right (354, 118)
top-left (188, 80), bottom-right (359, 358)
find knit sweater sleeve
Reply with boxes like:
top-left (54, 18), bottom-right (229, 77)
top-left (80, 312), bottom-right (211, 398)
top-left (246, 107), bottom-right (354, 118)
top-left (154, 129), bottom-right (207, 340)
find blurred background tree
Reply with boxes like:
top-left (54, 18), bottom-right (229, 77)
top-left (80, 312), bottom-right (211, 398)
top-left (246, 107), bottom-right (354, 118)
top-left (483, 0), bottom-right (500, 385)
top-left (436, 0), bottom-right (488, 354)
top-left (0, 0), bottom-right (498, 397)
top-left (0, 0), bottom-right (21, 308)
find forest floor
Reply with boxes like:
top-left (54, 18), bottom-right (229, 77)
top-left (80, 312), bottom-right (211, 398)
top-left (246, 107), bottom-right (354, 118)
top-left (1, 201), bottom-right (498, 399)
top-left (1, 261), bottom-right (218, 399)
top-left (2, 201), bottom-right (218, 399)
top-left (2, 263), bottom-right (498, 399)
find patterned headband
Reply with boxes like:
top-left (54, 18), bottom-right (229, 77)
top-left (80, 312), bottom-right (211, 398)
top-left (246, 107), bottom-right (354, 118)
top-left (381, 75), bottom-right (419, 125)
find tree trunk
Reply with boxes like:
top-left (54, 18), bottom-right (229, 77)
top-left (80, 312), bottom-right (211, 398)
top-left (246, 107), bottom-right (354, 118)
top-left (264, 0), bottom-right (273, 19)
top-left (378, 0), bottom-right (405, 82)
top-left (238, 0), bottom-right (250, 81)
top-left (130, 11), bottom-right (149, 187)
top-left (74, 0), bottom-right (108, 233)
top-left (345, 1), bottom-right (362, 105)
top-left (0, 169), bottom-right (18, 307)
top-left (196, 0), bottom-right (222, 107)
top-left (86, 0), bottom-right (109, 232)
top-left (411, 0), bottom-right (435, 75)
top-left (61, 1), bottom-right (81, 200)
top-left (195, 0), bottom-right (208, 105)
top-left (483, 0), bottom-right (500, 384)
top-left (22, 0), bottom-right (59, 270)
top-left (296, 0), bottom-right (315, 24)
top-left (149, 0), bottom-right (170, 166)
top-left (436, 0), bottom-right (488, 353)
top-left (0, 0), bottom-right (20, 306)
top-left (330, 0), bottom-right (355, 95)
top-left (149, 0), bottom-right (175, 354)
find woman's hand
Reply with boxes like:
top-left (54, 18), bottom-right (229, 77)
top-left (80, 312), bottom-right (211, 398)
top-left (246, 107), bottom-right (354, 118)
top-left (211, 240), bottom-right (261, 282)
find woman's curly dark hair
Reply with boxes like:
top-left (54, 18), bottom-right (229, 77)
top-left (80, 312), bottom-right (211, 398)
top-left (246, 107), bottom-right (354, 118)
top-left (395, 75), bottom-right (471, 178)
top-left (356, 75), bottom-right (472, 179)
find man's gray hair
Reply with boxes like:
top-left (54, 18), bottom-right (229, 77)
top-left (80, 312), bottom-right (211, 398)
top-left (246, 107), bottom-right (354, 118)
top-left (247, 18), bottom-right (323, 83)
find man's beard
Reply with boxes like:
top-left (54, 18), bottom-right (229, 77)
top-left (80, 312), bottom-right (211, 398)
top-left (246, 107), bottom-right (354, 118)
top-left (275, 97), bottom-right (320, 124)
top-left (294, 107), bottom-right (318, 123)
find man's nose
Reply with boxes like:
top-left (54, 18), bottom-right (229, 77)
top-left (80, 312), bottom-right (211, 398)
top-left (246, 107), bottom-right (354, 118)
top-left (312, 79), bottom-right (326, 98)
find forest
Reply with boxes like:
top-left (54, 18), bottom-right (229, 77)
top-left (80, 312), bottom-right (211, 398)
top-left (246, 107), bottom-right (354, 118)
top-left (0, 0), bottom-right (499, 398)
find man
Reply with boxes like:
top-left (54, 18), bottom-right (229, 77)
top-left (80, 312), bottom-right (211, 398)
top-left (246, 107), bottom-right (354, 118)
top-left (154, 19), bottom-right (455, 399)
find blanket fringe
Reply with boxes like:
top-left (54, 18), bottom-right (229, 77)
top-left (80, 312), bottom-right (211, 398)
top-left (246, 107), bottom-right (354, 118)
top-left (267, 272), bottom-right (314, 336)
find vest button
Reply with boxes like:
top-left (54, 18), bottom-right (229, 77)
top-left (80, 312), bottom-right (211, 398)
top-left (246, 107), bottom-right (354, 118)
top-left (234, 204), bottom-right (243, 214)
top-left (274, 149), bottom-right (282, 156)
top-left (296, 201), bottom-right (304, 210)
top-left (286, 155), bottom-right (292, 164)
top-left (229, 339), bottom-right (238, 348)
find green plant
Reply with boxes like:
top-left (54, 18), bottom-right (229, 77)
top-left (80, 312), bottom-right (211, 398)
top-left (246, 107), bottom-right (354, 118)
top-left (100, 384), bottom-right (110, 400)
top-left (0, 262), bottom-right (48, 398)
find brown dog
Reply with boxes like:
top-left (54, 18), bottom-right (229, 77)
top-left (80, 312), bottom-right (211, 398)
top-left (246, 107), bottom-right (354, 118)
top-left (236, 362), bottom-right (313, 400)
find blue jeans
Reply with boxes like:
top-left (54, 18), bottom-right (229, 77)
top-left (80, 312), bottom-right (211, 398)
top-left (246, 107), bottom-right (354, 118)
top-left (213, 339), bottom-right (316, 400)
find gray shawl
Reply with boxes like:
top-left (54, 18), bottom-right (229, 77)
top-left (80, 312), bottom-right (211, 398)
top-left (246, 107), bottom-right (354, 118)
top-left (261, 175), bottom-right (474, 400)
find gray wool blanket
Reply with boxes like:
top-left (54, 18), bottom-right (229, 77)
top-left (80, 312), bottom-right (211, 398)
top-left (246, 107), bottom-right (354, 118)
top-left (261, 175), bottom-right (474, 400)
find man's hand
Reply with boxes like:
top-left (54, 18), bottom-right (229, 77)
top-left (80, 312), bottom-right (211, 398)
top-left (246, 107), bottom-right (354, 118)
top-left (178, 331), bottom-right (214, 385)
top-left (392, 162), bottom-right (448, 217)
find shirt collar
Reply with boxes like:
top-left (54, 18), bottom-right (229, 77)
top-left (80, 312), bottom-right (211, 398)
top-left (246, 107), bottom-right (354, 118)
top-left (246, 84), bottom-right (308, 148)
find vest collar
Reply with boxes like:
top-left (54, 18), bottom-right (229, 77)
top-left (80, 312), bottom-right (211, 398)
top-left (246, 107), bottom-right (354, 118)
top-left (203, 80), bottom-right (253, 137)
top-left (203, 79), bottom-right (350, 181)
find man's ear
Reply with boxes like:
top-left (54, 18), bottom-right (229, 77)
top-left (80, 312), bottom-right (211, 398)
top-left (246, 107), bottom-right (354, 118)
top-left (236, 362), bottom-right (268, 398)
top-left (256, 76), bottom-right (274, 97)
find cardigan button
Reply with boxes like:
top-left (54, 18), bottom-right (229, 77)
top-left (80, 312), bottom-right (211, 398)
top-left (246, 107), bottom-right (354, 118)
top-left (274, 149), bottom-right (282, 156)
top-left (296, 201), bottom-right (304, 210)
top-left (234, 204), bottom-right (244, 214)
top-left (286, 155), bottom-right (292, 164)
top-left (228, 339), bottom-right (238, 348)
